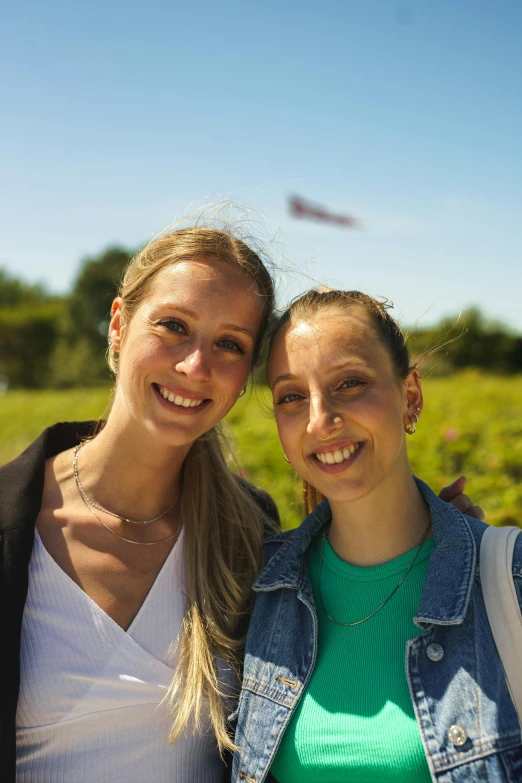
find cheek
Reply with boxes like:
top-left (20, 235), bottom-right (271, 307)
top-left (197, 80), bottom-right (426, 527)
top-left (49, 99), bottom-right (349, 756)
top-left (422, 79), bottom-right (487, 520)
top-left (274, 413), bottom-right (302, 457)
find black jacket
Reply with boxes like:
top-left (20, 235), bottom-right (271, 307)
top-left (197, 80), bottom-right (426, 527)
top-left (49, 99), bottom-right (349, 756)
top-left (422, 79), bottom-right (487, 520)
top-left (0, 421), bottom-right (280, 780)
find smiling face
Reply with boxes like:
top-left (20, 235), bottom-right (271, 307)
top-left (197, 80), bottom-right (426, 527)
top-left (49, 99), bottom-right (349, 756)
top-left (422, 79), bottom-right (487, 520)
top-left (108, 258), bottom-right (264, 448)
top-left (268, 305), bottom-right (422, 505)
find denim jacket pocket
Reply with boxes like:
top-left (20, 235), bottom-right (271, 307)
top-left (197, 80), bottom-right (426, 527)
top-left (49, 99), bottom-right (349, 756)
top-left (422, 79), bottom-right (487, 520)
top-left (242, 669), bottom-right (303, 710)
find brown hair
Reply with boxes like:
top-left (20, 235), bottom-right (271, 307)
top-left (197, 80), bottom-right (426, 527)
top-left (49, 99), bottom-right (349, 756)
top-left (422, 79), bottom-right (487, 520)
top-left (109, 225), bottom-right (277, 753)
top-left (268, 288), bottom-right (412, 515)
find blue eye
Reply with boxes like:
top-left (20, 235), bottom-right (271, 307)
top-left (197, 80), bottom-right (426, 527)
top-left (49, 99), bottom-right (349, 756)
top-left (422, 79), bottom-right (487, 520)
top-left (161, 319), bottom-right (186, 334)
top-left (277, 392), bottom-right (303, 404)
top-left (218, 339), bottom-right (245, 354)
top-left (339, 379), bottom-right (364, 389)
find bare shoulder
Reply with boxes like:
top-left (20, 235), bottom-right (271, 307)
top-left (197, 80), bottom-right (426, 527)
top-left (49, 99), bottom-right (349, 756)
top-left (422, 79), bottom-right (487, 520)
top-left (36, 447), bottom-right (88, 575)
top-left (37, 447), bottom-right (77, 535)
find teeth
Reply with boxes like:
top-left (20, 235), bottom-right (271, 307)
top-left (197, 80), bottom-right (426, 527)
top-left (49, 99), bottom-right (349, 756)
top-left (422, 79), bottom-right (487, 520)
top-left (158, 386), bottom-right (204, 408)
top-left (316, 443), bottom-right (360, 465)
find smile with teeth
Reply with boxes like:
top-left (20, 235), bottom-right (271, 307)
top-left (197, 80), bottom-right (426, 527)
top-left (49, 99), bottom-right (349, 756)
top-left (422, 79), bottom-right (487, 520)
top-left (314, 443), bottom-right (361, 465)
top-left (157, 385), bottom-right (205, 408)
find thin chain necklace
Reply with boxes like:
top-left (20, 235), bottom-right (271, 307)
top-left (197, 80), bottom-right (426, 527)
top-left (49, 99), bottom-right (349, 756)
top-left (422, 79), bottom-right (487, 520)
top-left (78, 491), bottom-right (181, 545)
top-left (318, 519), bottom-right (432, 627)
top-left (73, 441), bottom-right (179, 525)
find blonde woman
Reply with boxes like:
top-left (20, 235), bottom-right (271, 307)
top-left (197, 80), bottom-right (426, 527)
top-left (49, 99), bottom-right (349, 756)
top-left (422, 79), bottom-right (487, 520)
top-left (1, 226), bottom-right (278, 783)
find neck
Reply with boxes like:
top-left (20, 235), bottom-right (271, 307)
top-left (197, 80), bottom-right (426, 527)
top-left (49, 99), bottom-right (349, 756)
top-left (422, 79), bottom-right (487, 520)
top-left (327, 467), bottom-right (431, 567)
top-left (75, 410), bottom-right (190, 522)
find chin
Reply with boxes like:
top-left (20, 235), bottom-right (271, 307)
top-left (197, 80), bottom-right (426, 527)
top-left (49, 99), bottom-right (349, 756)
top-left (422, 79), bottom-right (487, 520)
top-left (316, 476), bottom-right (378, 505)
top-left (143, 414), bottom-right (206, 448)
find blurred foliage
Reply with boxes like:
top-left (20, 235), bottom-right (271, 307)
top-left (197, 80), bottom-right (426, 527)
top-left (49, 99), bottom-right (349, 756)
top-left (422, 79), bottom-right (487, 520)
top-left (409, 307), bottom-right (522, 375)
top-left (407, 370), bottom-right (522, 528)
top-left (0, 300), bottom-right (66, 388)
top-left (51, 246), bottom-right (133, 386)
top-left (0, 247), bottom-right (132, 388)
top-left (1, 373), bottom-right (520, 529)
top-left (0, 268), bottom-right (50, 307)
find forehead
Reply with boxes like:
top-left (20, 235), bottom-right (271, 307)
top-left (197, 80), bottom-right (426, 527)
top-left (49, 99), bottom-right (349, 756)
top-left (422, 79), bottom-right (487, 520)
top-left (269, 307), bottom-right (386, 377)
top-left (144, 258), bottom-right (259, 305)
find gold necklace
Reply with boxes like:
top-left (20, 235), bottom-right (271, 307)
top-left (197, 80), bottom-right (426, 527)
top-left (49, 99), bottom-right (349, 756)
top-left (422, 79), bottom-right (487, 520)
top-left (73, 441), bottom-right (179, 525)
top-left (317, 519), bottom-right (432, 627)
top-left (78, 491), bottom-right (181, 545)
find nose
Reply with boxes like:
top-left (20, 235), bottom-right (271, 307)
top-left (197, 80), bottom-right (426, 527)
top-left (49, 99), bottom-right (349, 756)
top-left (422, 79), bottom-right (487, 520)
top-left (174, 342), bottom-right (212, 383)
top-left (307, 393), bottom-right (343, 440)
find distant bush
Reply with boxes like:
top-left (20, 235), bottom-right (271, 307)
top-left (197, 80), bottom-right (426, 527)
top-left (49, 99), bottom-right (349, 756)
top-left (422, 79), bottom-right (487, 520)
top-left (0, 268), bottom-right (49, 307)
top-left (0, 300), bottom-right (65, 387)
top-left (409, 307), bottom-right (522, 375)
top-left (50, 246), bottom-right (132, 386)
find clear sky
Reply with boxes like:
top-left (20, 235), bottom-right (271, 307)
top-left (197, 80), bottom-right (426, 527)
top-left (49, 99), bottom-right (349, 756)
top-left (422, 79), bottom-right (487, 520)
top-left (1, 0), bottom-right (521, 328)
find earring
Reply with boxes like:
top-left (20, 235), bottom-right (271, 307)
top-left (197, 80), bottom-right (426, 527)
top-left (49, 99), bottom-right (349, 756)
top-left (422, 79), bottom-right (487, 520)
top-left (283, 453), bottom-right (290, 463)
top-left (404, 412), bottom-right (419, 435)
top-left (238, 382), bottom-right (248, 398)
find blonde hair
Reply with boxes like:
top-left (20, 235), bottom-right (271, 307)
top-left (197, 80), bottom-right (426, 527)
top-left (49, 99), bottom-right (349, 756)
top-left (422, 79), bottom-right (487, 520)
top-left (112, 226), bottom-right (276, 753)
top-left (268, 288), bottom-right (412, 517)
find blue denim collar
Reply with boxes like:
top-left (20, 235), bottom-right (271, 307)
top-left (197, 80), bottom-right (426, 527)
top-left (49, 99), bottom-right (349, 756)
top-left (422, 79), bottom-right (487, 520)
top-left (253, 477), bottom-right (476, 627)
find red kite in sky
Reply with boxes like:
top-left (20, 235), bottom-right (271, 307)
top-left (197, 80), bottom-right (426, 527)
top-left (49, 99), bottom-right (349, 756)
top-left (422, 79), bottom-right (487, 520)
top-left (289, 195), bottom-right (358, 228)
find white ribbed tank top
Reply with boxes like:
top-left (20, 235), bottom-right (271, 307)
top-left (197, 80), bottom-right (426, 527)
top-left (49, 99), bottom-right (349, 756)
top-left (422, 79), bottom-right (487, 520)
top-left (16, 528), bottom-right (225, 783)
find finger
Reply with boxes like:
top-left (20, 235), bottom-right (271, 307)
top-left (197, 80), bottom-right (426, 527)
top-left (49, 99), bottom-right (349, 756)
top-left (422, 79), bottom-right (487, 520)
top-left (438, 476), bottom-right (467, 502)
top-left (467, 505), bottom-right (486, 522)
top-left (448, 493), bottom-right (473, 513)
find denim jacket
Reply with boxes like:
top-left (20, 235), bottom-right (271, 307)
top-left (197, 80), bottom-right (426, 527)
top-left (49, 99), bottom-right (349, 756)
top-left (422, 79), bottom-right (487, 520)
top-left (231, 479), bottom-right (522, 783)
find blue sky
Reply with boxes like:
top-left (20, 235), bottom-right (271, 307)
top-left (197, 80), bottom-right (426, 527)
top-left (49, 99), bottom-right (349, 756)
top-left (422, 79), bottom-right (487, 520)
top-left (1, 0), bottom-right (521, 329)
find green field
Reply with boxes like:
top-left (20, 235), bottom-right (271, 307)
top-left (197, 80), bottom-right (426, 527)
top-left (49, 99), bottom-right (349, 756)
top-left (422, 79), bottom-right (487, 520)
top-left (1, 372), bottom-right (521, 529)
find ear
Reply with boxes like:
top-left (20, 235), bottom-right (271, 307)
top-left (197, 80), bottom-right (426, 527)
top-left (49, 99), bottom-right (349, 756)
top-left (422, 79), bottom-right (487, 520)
top-left (403, 368), bottom-right (423, 427)
top-left (108, 297), bottom-right (125, 352)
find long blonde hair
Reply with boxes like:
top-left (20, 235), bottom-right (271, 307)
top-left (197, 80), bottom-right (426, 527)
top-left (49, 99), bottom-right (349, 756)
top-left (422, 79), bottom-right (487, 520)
top-left (112, 225), bottom-right (277, 753)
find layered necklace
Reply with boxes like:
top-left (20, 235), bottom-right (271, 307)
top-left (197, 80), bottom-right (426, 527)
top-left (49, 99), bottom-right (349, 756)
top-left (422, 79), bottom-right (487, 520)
top-left (318, 518), bottom-right (432, 627)
top-left (73, 441), bottom-right (180, 545)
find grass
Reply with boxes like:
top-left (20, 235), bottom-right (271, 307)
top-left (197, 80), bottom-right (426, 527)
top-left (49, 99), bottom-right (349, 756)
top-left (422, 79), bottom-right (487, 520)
top-left (1, 371), bottom-right (521, 528)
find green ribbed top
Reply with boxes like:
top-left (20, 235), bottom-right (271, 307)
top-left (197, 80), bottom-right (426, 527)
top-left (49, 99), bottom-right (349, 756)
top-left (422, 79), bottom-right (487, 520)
top-left (270, 533), bottom-right (435, 783)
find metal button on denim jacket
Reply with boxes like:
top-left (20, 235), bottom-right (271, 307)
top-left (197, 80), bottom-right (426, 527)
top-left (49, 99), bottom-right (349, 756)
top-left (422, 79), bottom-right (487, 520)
top-left (231, 479), bottom-right (522, 783)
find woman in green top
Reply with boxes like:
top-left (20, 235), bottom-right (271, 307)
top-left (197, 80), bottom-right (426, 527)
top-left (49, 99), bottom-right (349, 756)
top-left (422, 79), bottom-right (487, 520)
top-left (230, 289), bottom-right (520, 783)
top-left (268, 290), bottom-right (438, 783)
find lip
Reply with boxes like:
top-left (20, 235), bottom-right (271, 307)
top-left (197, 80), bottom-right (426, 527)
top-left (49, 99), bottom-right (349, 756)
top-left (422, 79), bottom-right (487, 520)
top-left (310, 441), bottom-right (365, 474)
top-left (311, 439), bottom-right (362, 456)
top-left (152, 383), bottom-right (211, 414)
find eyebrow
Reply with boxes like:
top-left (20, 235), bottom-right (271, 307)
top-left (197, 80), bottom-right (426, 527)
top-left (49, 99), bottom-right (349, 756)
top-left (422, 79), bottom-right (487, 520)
top-left (159, 305), bottom-right (255, 338)
top-left (271, 359), bottom-right (372, 388)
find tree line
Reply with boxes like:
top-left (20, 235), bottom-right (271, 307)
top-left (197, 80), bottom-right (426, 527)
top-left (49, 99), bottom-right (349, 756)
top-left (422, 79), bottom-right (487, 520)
top-left (1, 248), bottom-right (521, 389)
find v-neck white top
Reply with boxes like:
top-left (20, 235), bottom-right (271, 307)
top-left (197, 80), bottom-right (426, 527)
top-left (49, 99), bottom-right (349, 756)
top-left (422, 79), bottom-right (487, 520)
top-left (15, 528), bottom-right (224, 782)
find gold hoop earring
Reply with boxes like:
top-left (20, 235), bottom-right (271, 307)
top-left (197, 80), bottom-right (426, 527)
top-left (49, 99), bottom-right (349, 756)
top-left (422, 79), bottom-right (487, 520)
top-left (283, 453), bottom-right (290, 463)
top-left (238, 382), bottom-right (248, 398)
top-left (405, 412), bottom-right (419, 435)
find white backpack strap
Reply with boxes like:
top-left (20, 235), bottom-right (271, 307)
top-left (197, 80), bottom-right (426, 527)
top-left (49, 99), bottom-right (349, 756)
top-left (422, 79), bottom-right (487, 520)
top-left (480, 525), bottom-right (522, 724)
